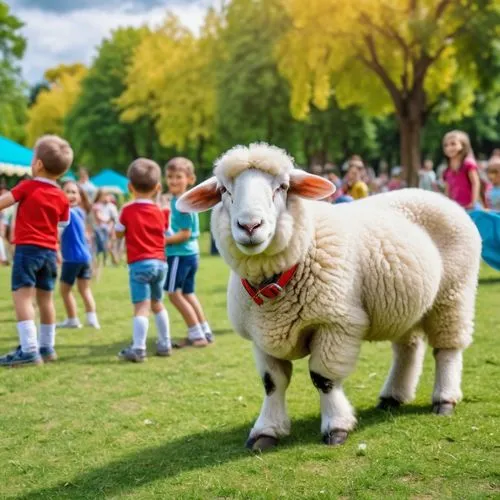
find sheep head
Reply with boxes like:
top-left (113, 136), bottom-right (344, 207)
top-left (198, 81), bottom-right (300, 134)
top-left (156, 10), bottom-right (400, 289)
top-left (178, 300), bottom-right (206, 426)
top-left (177, 143), bottom-right (335, 257)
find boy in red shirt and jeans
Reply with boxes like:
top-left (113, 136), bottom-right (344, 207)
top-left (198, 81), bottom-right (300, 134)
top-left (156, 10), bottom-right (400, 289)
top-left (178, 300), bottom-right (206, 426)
top-left (115, 158), bottom-right (171, 362)
top-left (0, 135), bottom-right (72, 367)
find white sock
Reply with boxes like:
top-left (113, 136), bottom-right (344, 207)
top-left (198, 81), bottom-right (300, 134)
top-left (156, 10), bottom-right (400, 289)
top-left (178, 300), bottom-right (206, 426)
top-left (39, 324), bottom-right (56, 349)
top-left (188, 324), bottom-right (205, 341)
top-left (17, 320), bottom-right (38, 353)
top-left (201, 321), bottom-right (212, 335)
top-left (86, 312), bottom-right (99, 326)
top-left (132, 316), bottom-right (149, 350)
top-left (155, 309), bottom-right (171, 348)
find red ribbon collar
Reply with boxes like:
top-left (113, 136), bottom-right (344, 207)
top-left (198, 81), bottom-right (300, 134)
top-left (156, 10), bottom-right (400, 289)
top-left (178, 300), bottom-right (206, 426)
top-left (241, 264), bottom-right (299, 306)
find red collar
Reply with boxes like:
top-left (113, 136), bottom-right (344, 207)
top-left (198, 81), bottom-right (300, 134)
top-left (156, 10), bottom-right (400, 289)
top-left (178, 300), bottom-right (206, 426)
top-left (241, 264), bottom-right (299, 306)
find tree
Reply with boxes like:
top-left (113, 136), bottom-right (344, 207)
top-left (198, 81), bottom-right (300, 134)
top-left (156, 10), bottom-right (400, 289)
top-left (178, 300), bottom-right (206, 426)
top-left (65, 28), bottom-right (159, 171)
top-left (0, 1), bottom-right (28, 143)
top-left (26, 63), bottom-right (86, 146)
top-left (277, 0), bottom-right (500, 186)
top-left (117, 12), bottom-right (219, 168)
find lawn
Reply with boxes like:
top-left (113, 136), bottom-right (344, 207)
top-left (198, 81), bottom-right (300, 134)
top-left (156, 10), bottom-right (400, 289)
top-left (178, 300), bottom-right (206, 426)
top-left (0, 235), bottom-right (499, 499)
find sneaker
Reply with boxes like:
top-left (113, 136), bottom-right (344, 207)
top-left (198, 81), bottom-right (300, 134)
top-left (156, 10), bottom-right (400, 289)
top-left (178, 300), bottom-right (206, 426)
top-left (205, 331), bottom-right (215, 344)
top-left (118, 346), bottom-right (146, 363)
top-left (85, 321), bottom-right (101, 330)
top-left (57, 319), bottom-right (82, 329)
top-left (39, 346), bottom-right (58, 362)
top-left (156, 343), bottom-right (172, 357)
top-left (0, 346), bottom-right (43, 367)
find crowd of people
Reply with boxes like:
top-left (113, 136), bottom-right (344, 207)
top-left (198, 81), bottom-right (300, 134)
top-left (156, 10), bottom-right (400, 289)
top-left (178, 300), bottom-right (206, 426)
top-left (0, 130), bottom-right (498, 367)
top-left (315, 130), bottom-right (500, 212)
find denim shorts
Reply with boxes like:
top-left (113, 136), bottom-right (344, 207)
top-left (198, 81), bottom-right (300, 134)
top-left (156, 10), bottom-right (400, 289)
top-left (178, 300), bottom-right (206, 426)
top-left (129, 259), bottom-right (168, 304)
top-left (164, 255), bottom-right (199, 294)
top-left (12, 245), bottom-right (58, 291)
top-left (94, 227), bottom-right (109, 254)
top-left (61, 262), bottom-right (92, 285)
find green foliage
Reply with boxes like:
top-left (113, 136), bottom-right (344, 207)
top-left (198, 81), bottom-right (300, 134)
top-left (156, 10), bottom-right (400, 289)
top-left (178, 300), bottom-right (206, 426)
top-left (0, 238), bottom-right (498, 498)
top-left (0, 0), bottom-right (27, 143)
top-left (65, 28), bottom-right (169, 173)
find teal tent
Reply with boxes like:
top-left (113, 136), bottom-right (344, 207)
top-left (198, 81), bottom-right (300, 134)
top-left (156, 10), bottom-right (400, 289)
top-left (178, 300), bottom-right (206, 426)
top-left (0, 136), bottom-right (33, 176)
top-left (91, 169), bottom-right (128, 194)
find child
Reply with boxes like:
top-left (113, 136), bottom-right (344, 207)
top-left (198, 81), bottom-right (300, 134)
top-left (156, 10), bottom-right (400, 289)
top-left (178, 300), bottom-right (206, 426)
top-left (442, 130), bottom-right (481, 210)
top-left (387, 166), bottom-right (406, 191)
top-left (418, 159), bottom-right (436, 191)
top-left (486, 157), bottom-right (500, 211)
top-left (343, 159), bottom-right (369, 199)
top-left (164, 157), bottom-right (213, 347)
top-left (57, 181), bottom-right (100, 329)
top-left (115, 158), bottom-right (171, 362)
top-left (0, 135), bottom-right (72, 366)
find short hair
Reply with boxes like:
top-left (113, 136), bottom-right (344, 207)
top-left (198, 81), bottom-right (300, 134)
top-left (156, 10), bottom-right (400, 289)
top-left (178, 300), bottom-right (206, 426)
top-left (34, 135), bottom-right (73, 176)
top-left (165, 157), bottom-right (195, 179)
top-left (127, 158), bottom-right (161, 193)
top-left (488, 156), bottom-right (500, 171)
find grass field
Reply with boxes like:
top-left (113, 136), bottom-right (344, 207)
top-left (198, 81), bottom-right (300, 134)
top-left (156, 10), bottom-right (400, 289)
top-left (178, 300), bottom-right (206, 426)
top-left (0, 235), bottom-right (499, 499)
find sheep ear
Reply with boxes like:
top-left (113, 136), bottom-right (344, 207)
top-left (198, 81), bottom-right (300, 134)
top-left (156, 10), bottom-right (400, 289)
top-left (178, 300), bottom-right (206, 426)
top-left (289, 170), bottom-right (336, 200)
top-left (176, 176), bottom-right (221, 213)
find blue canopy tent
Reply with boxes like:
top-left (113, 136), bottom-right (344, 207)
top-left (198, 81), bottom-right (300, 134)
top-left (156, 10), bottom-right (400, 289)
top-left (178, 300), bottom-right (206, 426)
top-left (91, 169), bottom-right (129, 195)
top-left (469, 210), bottom-right (500, 271)
top-left (0, 136), bottom-right (33, 177)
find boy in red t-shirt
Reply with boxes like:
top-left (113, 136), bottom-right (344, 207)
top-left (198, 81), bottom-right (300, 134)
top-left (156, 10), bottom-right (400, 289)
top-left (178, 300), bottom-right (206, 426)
top-left (0, 135), bottom-right (72, 367)
top-left (115, 158), bottom-right (171, 362)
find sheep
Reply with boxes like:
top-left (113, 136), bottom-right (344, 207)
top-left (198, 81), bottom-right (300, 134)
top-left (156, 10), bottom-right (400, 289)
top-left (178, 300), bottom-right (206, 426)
top-left (177, 143), bottom-right (482, 451)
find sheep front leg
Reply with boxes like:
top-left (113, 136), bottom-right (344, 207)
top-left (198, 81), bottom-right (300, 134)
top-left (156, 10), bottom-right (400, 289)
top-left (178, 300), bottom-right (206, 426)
top-left (309, 327), bottom-right (362, 446)
top-left (246, 344), bottom-right (292, 452)
top-left (432, 348), bottom-right (463, 415)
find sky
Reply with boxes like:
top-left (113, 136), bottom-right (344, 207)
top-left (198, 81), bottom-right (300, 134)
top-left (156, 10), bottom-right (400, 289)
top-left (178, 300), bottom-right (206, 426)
top-left (8, 0), bottom-right (212, 84)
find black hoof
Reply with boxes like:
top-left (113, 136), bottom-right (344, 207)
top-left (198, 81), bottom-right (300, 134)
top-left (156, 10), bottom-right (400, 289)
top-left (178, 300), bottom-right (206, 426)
top-left (246, 434), bottom-right (279, 452)
top-left (377, 397), bottom-right (402, 411)
top-left (323, 429), bottom-right (349, 446)
top-left (433, 401), bottom-right (455, 416)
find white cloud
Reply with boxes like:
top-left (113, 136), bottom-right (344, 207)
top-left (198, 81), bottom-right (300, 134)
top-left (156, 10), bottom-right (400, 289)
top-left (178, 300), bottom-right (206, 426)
top-left (13, 2), bottom-right (209, 83)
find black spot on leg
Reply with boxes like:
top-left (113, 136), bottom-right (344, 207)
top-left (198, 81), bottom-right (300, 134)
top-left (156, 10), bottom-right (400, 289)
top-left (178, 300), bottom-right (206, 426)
top-left (310, 371), bottom-right (334, 393)
top-left (263, 372), bottom-right (275, 395)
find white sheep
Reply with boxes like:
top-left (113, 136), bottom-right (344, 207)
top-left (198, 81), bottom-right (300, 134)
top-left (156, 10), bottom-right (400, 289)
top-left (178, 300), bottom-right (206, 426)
top-left (177, 143), bottom-right (481, 451)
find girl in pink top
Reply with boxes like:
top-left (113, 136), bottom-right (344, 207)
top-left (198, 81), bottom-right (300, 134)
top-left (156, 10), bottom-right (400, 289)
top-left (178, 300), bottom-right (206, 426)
top-left (442, 130), bottom-right (481, 210)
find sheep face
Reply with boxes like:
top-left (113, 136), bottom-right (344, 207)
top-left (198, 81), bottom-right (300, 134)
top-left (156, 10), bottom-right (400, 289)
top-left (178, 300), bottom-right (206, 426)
top-left (176, 144), bottom-right (336, 257)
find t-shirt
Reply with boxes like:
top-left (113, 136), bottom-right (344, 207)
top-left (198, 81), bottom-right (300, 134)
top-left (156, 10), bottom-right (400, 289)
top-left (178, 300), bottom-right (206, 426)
top-left (61, 207), bottom-right (92, 263)
top-left (487, 186), bottom-right (500, 212)
top-left (11, 178), bottom-right (69, 251)
top-left (443, 159), bottom-right (478, 208)
top-left (167, 196), bottom-right (199, 256)
top-left (115, 200), bottom-right (166, 264)
top-left (162, 208), bottom-right (171, 230)
top-left (418, 170), bottom-right (436, 191)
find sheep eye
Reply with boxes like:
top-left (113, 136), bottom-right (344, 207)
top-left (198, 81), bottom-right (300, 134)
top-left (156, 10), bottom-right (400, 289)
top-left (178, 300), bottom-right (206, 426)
top-left (219, 186), bottom-right (227, 195)
top-left (280, 183), bottom-right (289, 191)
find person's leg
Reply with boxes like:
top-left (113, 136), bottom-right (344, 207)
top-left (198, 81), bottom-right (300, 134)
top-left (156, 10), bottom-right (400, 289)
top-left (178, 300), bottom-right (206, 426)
top-left (13, 287), bottom-right (38, 351)
top-left (151, 261), bottom-right (170, 353)
top-left (182, 256), bottom-right (213, 342)
top-left (77, 264), bottom-right (100, 328)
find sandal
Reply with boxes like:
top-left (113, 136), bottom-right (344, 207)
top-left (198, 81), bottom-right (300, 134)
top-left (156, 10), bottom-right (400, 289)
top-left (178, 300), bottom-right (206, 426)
top-left (172, 337), bottom-right (208, 349)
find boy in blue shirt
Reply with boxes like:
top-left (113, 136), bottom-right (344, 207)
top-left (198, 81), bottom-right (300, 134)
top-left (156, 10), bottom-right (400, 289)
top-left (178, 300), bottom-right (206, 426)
top-left (164, 157), bottom-right (213, 347)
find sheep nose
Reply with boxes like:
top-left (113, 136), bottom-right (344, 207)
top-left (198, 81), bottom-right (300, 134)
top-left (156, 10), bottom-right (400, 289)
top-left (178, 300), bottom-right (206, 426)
top-left (237, 219), bottom-right (263, 236)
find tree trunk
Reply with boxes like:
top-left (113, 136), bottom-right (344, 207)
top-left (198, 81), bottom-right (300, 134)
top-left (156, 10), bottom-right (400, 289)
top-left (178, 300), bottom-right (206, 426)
top-left (399, 117), bottom-right (421, 187)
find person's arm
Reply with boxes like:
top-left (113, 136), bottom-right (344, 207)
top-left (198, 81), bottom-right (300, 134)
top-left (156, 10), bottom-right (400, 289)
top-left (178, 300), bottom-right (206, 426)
top-left (114, 208), bottom-right (126, 238)
top-left (0, 192), bottom-right (15, 211)
top-left (165, 229), bottom-right (191, 245)
top-left (468, 169), bottom-right (480, 208)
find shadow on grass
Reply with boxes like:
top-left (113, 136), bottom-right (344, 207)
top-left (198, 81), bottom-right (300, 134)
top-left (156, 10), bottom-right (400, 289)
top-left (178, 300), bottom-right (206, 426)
top-left (478, 276), bottom-right (500, 285)
top-left (18, 404), bottom-right (434, 499)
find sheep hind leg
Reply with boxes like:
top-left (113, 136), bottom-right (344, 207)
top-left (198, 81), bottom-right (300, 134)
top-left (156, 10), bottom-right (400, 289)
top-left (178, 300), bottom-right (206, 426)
top-left (377, 333), bottom-right (426, 410)
top-left (309, 328), bottom-right (361, 446)
top-left (423, 284), bottom-right (476, 416)
top-left (246, 344), bottom-right (293, 452)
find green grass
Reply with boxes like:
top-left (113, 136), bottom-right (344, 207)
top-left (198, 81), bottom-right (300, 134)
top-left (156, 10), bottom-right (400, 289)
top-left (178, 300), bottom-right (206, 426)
top-left (0, 235), bottom-right (499, 499)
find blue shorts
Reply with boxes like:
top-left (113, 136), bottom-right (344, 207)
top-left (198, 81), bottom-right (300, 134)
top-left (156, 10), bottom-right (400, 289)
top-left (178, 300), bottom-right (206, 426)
top-left (164, 255), bottom-right (198, 294)
top-left (94, 227), bottom-right (108, 254)
top-left (129, 259), bottom-right (168, 304)
top-left (12, 245), bottom-right (58, 292)
top-left (61, 262), bottom-right (92, 285)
